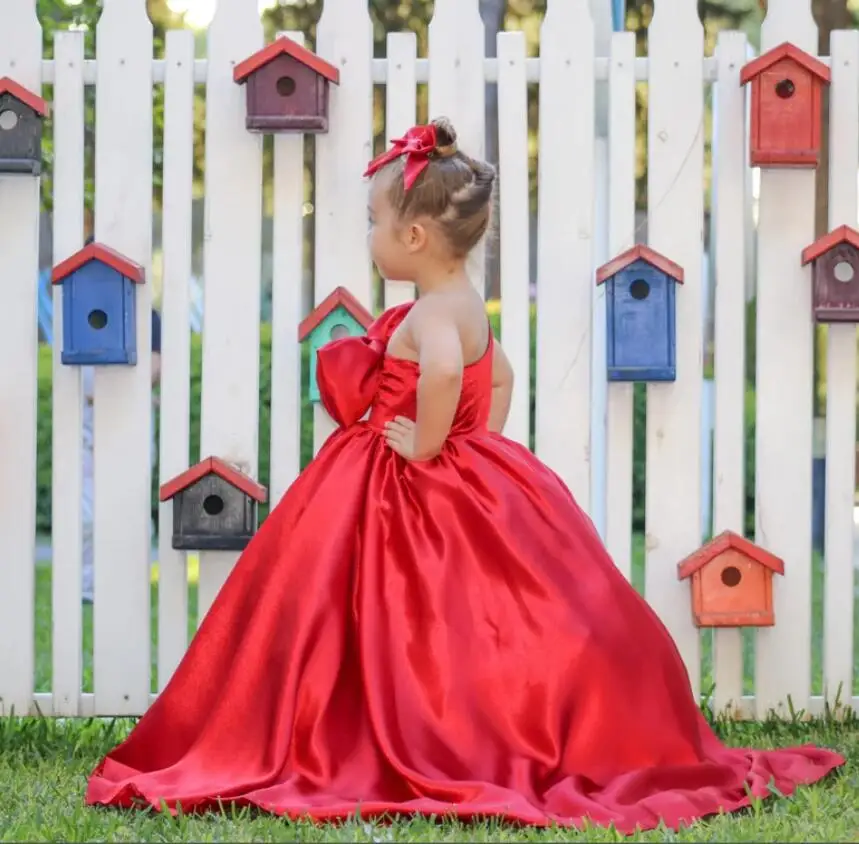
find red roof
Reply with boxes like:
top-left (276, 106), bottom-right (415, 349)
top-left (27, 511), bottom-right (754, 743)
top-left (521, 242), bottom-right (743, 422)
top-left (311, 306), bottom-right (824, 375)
top-left (0, 77), bottom-right (49, 117)
top-left (298, 286), bottom-right (374, 341)
top-left (51, 242), bottom-right (145, 285)
top-left (801, 224), bottom-right (859, 265)
top-left (595, 244), bottom-right (684, 286)
top-left (740, 42), bottom-right (831, 86)
top-left (677, 530), bottom-right (785, 581)
top-left (159, 456), bottom-right (268, 503)
top-left (233, 36), bottom-right (340, 86)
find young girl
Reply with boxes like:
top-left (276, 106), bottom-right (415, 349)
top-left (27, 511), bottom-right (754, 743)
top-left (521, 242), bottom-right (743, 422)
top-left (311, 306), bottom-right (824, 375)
top-left (86, 118), bottom-right (843, 833)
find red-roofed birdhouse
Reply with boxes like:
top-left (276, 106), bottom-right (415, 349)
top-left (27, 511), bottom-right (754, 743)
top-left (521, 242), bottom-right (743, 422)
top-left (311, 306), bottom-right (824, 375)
top-left (596, 244), bottom-right (684, 382)
top-left (801, 225), bottom-right (859, 323)
top-left (160, 456), bottom-right (268, 551)
top-left (677, 530), bottom-right (785, 628)
top-left (51, 242), bottom-right (145, 366)
top-left (233, 36), bottom-right (340, 133)
top-left (299, 286), bottom-right (373, 403)
top-left (0, 77), bottom-right (49, 175)
top-left (740, 42), bottom-right (830, 168)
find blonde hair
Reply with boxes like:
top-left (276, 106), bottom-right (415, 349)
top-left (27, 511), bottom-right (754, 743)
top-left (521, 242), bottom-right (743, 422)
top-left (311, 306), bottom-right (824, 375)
top-left (380, 117), bottom-right (496, 258)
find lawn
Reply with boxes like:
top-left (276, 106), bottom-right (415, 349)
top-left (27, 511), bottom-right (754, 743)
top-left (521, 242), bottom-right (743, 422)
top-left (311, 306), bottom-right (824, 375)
top-left (4, 538), bottom-right (859, 841)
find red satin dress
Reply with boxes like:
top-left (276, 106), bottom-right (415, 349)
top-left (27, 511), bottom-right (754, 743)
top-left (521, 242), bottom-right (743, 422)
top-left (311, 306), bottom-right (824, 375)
top-left (86, 303), bottom-right (844, 832)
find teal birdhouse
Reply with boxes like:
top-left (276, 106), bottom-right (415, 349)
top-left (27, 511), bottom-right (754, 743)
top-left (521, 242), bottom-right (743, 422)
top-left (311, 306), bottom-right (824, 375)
top-left (298, 286), bottom-right (374, 403)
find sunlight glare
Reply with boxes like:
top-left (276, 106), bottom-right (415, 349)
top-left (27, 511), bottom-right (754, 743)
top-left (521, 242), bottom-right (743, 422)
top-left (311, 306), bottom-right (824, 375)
top-left (165, 0), bottom-right (280, 29)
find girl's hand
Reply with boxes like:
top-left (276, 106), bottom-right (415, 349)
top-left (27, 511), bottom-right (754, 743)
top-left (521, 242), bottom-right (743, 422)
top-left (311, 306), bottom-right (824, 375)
top-left (384, 416), bottom-right (436, 461)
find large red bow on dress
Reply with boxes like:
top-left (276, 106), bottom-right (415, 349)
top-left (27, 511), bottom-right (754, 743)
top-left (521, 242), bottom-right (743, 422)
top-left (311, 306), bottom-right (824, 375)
top-left (363, 124), bottom-right (437, 191)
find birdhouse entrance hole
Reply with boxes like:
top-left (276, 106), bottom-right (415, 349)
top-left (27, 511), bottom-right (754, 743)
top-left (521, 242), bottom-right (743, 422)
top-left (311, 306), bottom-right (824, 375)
top-left (87, 309), bottom-right (108, 330)
top-left (276, 75), bottom-right (296, 97)
top-left (629, 278), bottom-right (650, 300)
top-left (834, 260), bottom-right (855, 283)
top-left (330, 323), bottom-right (350, 341)
top-left (203, 494), bottom-right (225, 516)
top-left (0, 110), bottom-right (18, 131)
top-left (775, 78), bottom-right (795, 98)
top-left (721, 565), bottom-right (742, 587)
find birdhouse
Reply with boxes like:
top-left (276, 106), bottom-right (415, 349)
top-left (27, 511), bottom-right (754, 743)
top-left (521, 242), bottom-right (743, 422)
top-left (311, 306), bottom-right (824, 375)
top-left (159, 456), bottom-right (268, 551)
top-left (51, 242), bottom-right (145, 366)
top-left (233, 36), bottom-right (340, 134)
top-left (595, 244), bottom-right (684, 382)
top-left (677, 530), bottom-right (785, 628)
top-left (299, 286), bottom-right (374, 403)
top-left (740, 42), bottom-right (830, 168)
top-left (801, 225), bottom-right (859, 323)
top-left (0, 77), bottom-right (49, 175)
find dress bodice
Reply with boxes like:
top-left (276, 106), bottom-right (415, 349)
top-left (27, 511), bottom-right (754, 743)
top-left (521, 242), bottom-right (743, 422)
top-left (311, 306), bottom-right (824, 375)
top-left (315, 303), bottom-right (493, 436)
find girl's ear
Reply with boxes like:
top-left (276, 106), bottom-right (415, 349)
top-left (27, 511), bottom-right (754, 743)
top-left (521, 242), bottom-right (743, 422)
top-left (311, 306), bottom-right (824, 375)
top-left (405, 221), bottom-right (428, 253)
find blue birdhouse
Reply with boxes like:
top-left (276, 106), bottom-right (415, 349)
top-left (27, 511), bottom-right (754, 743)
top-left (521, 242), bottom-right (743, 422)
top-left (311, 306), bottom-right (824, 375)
top-left (51, 242), bottom-right (145, 366)
top-left (596, 245), bottom-right (685, 382)
top-left (298, 286), bottom-right (373, 403)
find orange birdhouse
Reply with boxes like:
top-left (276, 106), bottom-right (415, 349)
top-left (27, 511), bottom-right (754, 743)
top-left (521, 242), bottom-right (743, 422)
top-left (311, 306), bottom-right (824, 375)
top-left (677, 531), bottom-right (784, 628)
top-left (740, 42), bottom-right (830, 169)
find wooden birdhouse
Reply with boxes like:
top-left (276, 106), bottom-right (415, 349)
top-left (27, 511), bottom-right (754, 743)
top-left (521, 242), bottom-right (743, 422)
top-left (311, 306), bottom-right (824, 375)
top-left (740, 42), bottom-right (830, 168)
top-left (677, 530), bottom-right (785, 628)
top-left (596, 245), bottom-right (684, 382)
top-left (159, 456), bottom-right (268, 551)
top-left (299, 286), bottom-right (374, 403)
top-left (801, 225), bottom-right (859, 323)
top-left (51, 242), bottom-right (145, 366)
top-left (233, 36), bottom-right (340, 134)
top-left (0, 77), bottom-right (49, 175)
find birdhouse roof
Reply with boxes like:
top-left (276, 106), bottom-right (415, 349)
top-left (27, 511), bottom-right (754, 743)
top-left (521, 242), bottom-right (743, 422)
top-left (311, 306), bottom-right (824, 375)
top-left (677, 530), bottom-right (785, 580)
top-left (159, 456), bottom-right (268, 504)
top-left (739, 42), bottom-right (831, 87)
top-left (595, 244), bottom-right (685, 286)
top-left (233, 36), bottom-right (340, 86)
top-left (0, 77), bottom-right (49, 117)
top-left (51, 242), bottom-right (145, 286)
top-left (801, 224), bottom-right (859, 265)
top-left (298, 286), bottom-right (374, 341)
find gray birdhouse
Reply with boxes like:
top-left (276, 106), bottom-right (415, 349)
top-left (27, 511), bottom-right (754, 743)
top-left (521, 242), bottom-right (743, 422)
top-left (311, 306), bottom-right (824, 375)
top-left (0, 77), bottom-right (49, 175)
top-left (159, 456), bottom-right (268, 551)
top-left (233, 36), bottom-right (340, 133)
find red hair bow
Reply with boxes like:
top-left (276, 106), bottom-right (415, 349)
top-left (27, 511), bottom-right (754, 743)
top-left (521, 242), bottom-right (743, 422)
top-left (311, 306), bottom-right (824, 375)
top-left (363, 124), bottom-right (437, 191)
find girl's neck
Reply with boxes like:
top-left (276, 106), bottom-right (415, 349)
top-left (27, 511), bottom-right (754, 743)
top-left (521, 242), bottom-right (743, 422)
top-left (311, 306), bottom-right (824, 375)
top-left (413, 258), bottom-right (470, 297)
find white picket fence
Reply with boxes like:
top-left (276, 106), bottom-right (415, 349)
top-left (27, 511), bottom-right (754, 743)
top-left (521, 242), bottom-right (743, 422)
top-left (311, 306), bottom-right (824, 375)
top-left (0, 0), bottom-right (856, 721)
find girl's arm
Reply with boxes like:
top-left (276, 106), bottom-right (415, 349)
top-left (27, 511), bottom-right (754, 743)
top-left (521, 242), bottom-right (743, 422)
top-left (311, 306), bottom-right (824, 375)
top-left (411, 309), bottom-right (463, 459)
top-left (487, 341), bottom-right (514, 434)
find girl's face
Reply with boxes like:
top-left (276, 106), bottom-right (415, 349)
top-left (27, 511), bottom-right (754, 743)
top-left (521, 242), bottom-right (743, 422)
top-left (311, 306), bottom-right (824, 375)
top-left (367, 176), bottom-right (426, 282)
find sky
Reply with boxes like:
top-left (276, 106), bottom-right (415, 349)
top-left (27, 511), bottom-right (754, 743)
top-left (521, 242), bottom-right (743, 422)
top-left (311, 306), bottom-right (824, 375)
top-left (165, 0), bottom-right (282, 28)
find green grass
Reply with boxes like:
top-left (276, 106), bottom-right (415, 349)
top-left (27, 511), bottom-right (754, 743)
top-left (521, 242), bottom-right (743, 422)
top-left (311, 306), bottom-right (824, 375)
top-left (8, 536), bottom-right (859, 841)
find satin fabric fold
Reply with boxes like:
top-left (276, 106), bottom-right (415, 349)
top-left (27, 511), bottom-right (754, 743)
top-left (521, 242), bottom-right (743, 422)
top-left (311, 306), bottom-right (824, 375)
top-left (86, 303), bottom-right (844, 833)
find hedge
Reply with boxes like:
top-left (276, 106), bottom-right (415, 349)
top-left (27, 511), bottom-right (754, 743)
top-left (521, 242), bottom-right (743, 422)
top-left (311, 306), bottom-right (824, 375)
top-left (35, 313), bottom-right (756, 536)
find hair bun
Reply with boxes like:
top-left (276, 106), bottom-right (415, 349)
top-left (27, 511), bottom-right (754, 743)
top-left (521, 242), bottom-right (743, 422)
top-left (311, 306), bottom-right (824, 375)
top-left (431, 116), bottom-right (458, 158)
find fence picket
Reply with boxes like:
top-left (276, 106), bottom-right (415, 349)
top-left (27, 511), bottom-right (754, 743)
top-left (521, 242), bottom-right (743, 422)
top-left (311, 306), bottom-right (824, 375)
top-left (270, 31), bottom-right (307, 505)
top-left (383, 32), bottom-right (417, 308)
top-left (92, 0), bottom-right (154, 715)
top-left (197, 0), bottom-right (264, 625)
top-left (711, 30), bottom-right (749, 717)
top-left (428, 0), bottom-right (486, 294)
top-left (496, 31), bottom-right (530, 448)
top-left (313, 0), bottom-right (373, 454)
top-left (157, 29), bottom-right (195, 689)
top-left (535, 0), bottom-right (595, 511)
top-left (50, 29), bottom-right (86, 716)
top-left (822, 29), bottom-right (858, 711)
top-left (644, 0), bottom-right (704, 699)
top-left (753, 0), bottom-right (817, 717)
top-left (0, 0), bottom-right (40, 716)
top-left (604, 31), bottom-right (636, 581)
